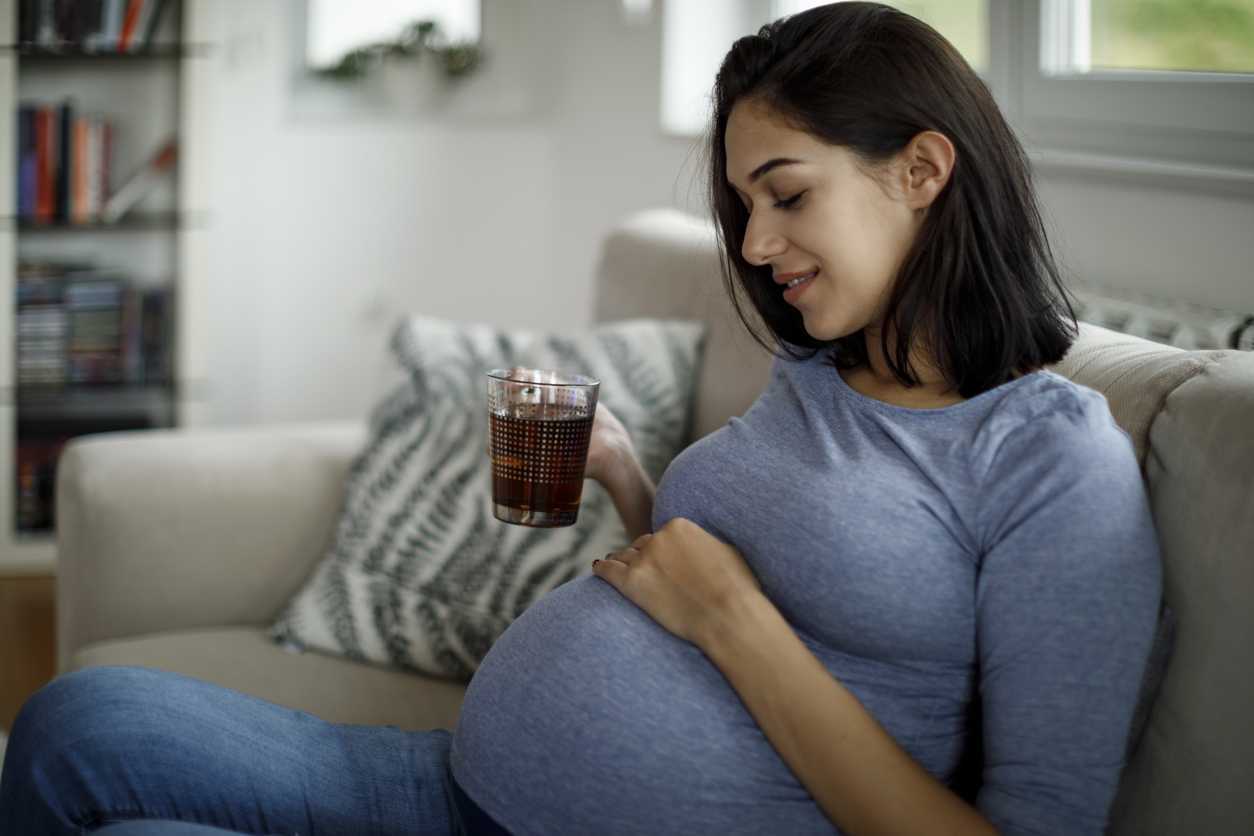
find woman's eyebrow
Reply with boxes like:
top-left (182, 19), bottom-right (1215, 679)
top-left (728, 157), bottom-right (805, 190)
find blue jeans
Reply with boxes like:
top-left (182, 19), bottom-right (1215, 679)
top-left (0, 666), bottom-right (501, 835)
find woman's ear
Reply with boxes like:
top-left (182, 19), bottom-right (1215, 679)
top-left (900, 130), bottom-right (956, 211)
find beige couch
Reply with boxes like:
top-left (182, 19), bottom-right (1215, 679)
top-left (56, 209), bottom-right (1253, 834)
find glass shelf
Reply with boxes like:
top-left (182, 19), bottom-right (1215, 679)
top-left (5, 212), bottom-right (190, 233)
top-left (14, 382), bottom-right (178, 424)
top-left (12, 529), bottom-right (55, 546)
top-left (1, 43), bottom-right (211, 61)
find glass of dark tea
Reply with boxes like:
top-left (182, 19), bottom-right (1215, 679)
top-left (486, 368), bottom-right (600, 527)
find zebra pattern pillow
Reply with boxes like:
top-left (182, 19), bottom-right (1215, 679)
top-left (269, 315), bottom-right (707, 680)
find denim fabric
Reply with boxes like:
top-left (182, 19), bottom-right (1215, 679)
top-left (0, 666), bottom-right (478, 835)
top-left (94, 822), bottom-right (273, 835)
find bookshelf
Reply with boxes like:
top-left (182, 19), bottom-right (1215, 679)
top-left (0, 0), bottom-right (207, 575)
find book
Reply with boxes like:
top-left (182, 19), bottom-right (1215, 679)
top-left (16, 437), bottom-right (76, 533)
top-left (18, 0), bottom-right (38, 44)
top-left (66, 277), bottom-right (125, 383)
top-left (139, 0), bottom-right (171, 50)
top-left (117, 0), bottom-right (145, 52)
top-left (77, 0), bottom-right (107, 51)
top-left (16, 261), bottom-right (171, 386)
top-left (16, 270), bottom-right (68, 386)
top-left (100, 137), bottom-right (176, 224)
top-left (20, 100), bottom-right (113, 224)
top-left (99, 0), bottom-right (125, 51)
top-left (55, 99), bottom-right (73, 223)
top-left (34, 0), bottom-right (57, 47)
top-left (121, 285), bottom-right (144, 382)
top-left (17, 106), bottom-right (36, 218)
top-left (99, 120), bottom-right (113, 219)
top-left (34, 107), bottom-right (54, 222)
top-left (53, 0), bottom-right (79, 45)
top-left (141, 286), bottom-right (172, 383)
top-left (87, 117), bottom-right (104, 220)
top-left (71, 116), bottom-right (89, 223)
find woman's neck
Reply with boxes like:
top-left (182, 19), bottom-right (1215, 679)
top-left (851, 327), bottom-right (965, 408)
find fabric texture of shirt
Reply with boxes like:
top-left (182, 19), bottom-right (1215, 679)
top-left (450, 348), bottom-right (1163, 835)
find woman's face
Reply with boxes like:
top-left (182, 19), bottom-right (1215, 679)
top-left (724, 98), bottom-right (923, 342)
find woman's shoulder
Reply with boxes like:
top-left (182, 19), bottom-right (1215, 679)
top-left (973, 370), bottom-right (1133, 479)
top-left (974, 371), bottom-right (1155, 558)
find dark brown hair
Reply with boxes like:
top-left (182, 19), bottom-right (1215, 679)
top-left (708, 2), bottom-right (1078, 397)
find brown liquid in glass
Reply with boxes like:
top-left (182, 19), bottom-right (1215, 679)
top-left (490, 410), bottom-right (594, 527)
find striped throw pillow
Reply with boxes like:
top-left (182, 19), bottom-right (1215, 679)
top-left (269, 316), bottom-right (707, 680)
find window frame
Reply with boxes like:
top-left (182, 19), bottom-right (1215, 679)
top-left (659, 0), bottom-right (1254, 193)
top-left (1013, 0), bottom-right (1254, 172)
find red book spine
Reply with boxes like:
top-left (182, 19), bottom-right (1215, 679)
top-left (35, 108), bottom-right (52, 222)
top-left (118, 0), bottom-right (144, 51)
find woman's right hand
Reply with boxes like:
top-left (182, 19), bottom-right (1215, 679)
top-left (583, 401), bottom-right (639, 488)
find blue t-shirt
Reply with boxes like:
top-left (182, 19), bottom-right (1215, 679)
top-left (450, 350), bottom-right (1162, 835)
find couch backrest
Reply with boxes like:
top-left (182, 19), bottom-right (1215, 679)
top-left (593, 208), bottom-right (1254, 835)
top-left (593, 209), bottom-right (774, 441)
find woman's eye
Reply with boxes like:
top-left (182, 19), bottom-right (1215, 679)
top-left (774, 191), bottom-right (805, 210)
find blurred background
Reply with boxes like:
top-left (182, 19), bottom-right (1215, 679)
top-left (1, 0), bottom-right (1252, 735)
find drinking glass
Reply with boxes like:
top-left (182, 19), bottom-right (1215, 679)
top-left (486, 367), bottom-right (600, 527)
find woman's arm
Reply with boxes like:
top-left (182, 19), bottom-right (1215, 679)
top-left (699, 593), bottom-right (998, 836)
top-left (582, 403), bottom-right (656, 540)
top-left (599, 447), bottom-right (655, 541)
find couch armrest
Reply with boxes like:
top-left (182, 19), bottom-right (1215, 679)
top-left (55, 420), bottom-right (368, 672)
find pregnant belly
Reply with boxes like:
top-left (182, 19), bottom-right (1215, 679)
top-left (449, 576), bottom-right (836, 836)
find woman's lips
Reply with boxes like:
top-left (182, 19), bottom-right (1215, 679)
top-left (782, 270), bottom-right (818, 305)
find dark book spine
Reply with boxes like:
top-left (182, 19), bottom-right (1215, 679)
top-left (18, 0), bottom-right (38, 44)
top-left (54, 0), bottom-right (77, 44)
top-left (141, 286), bottom-right (171, 384)
top-left (74, 0), bottom-right (105, 48)
top-left (17, 106), bottom-right (34, 218)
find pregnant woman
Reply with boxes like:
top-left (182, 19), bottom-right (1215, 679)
top-left (0, 3), bottom-right (1161, 835)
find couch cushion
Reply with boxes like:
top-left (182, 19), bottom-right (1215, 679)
top-left (1046, 322), bottom-right (1221, 469)
top-left (1107, 350), bottom-right (1254, 836)
top-left (69, 627), bottom-right (466, 731)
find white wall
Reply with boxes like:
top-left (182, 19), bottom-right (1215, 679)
top-left (185, 0), bottom-right (1254, 427)
top-left (186, 0), bottom-right (704, 426)
top-left (1035, 175), bottom-right (1254, 312)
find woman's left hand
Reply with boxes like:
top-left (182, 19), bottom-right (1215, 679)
top-left (592, 517), bottom-right (765, 650)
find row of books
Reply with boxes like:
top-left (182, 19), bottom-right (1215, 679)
top-left (16, 435), bottom-right (71, 532)
top-left (18, 0), bottom-right (173, 53)
top-left (17, 261), bottom-right (172, 386)
top-left (16, 101), bottom-right (111, 224)
top-left (15, 100), bottom-right (177, 225)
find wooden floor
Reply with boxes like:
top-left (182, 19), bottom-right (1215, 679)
top-left (0, 573), bottom-right (57, 733)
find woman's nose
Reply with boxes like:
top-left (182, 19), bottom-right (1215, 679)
top-left (741, 213), bottom-right (787, 266)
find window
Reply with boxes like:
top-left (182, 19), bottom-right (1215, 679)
top-left (660, 0), bottom-right (761, 136)
top-left (1023, 0), bottom-right (1254, 170)
top-left (661, 0), bottom-right (988, 136)
top-left (659, 0), bottom-right (1254, 178)
top-left (775, 0), bottom-right (987, 70)
top-left (305, 0), bottom-right (480, 70)
top-left (1074, 0), bottom-right (1254, 75)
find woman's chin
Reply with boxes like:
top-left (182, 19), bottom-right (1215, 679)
top-left (801, 315), bottom-right (857, 343)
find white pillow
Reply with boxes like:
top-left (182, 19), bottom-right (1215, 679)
top-left (269, 315), bottom-right (706, 680)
